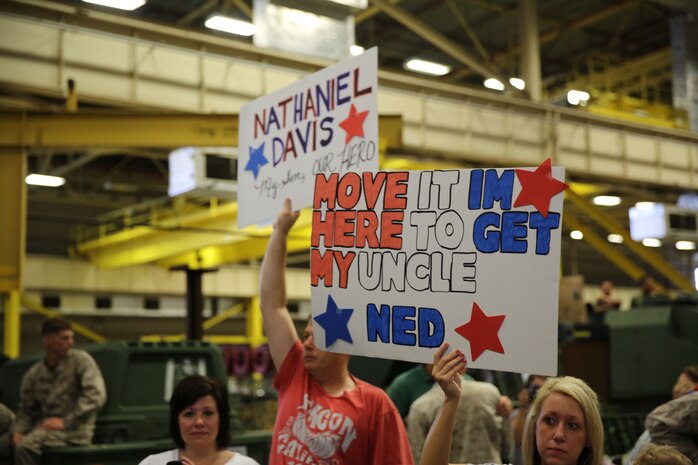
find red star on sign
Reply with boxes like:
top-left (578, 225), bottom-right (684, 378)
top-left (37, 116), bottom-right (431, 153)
top-left (513, 157), bottom-right (569, 217)
top-left (338, 104), bottom-right (369, 144)
top-left (455, 302), bottom-right (506, 362)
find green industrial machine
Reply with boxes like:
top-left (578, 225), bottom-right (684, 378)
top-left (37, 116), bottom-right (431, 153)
top-left (0, 340), bottom-right (272, 465)
top-left (606, 303), bottom-right (698, 400)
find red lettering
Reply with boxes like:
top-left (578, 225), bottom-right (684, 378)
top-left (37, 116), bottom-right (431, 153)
top-left (311, 210), bottom-right (334, 247)
top-left (384, 172), bottom-right (409, 209)
top-left (337, 172), bottom-right (361, 209)
top-left (380, 211), bottom-right (404, 249)
top-left (314, 173), bottom-right (338, 209)
top-left (310, 249), bottom-right (333, 286)
top-left (254, 109), bottom-right (266, 138)
top-left (284, 132), bottom-right (297, 160)
top-left (334, 211), bottom-right (356, 247)
top-left (334, 251), bottom-right (356, 288)
top-left (353, 67), bottom-right (372, 97)
top-left (355, 211), bottom-right (380, 248)
top-left (362, 172), bottom-right (386, 210)
top-left (278, 97), bottom-right (292, 128)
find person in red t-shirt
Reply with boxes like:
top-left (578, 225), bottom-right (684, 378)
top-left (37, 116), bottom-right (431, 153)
top-left (260, 198), bottom-right (414, 465)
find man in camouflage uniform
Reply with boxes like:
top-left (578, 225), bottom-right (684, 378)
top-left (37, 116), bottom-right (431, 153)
top-left (646, 385), bottom-right (698, 464)
top-left (11, 318), bottom-right (106, 465)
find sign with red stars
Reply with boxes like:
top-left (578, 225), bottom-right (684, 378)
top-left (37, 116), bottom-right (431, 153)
top-left (237, 48), bottom-right (378, 228)
top-left (310, 159), bottom-right (567, 375)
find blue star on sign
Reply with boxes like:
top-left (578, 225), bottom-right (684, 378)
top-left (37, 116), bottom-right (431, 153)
top-left (245, 143), bottom-right (268, 179)
top-left (314, 295), bottom-right (354, 348)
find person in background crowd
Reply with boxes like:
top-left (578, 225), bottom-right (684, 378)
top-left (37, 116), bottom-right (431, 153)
top-left (645, 368), bottom-right (697, 464)
top-left (0, 402), bottom-right (15, 464)
top-left (624, 365), bottom-right (698, 465)
top-left (406, 362), bottom-right (512, 464)
top-left (594, 280), bottom-right (621, 313)
top-left (419, 343), bottom-right (604, 465)
top-left (11, 317), bottom-right (106, 465)
top-left (139, 375), bottom-right (259, 465)
top-left (259, 199), bottom-right (414, 465)
top-left (511, 375), bottom-right (548, 465)
top-left (633, 444), bottom-right (691, 465)
top-left (387, 364), bottom-right (435, 421)
top-left (631, 275), bottom-right (665, 307)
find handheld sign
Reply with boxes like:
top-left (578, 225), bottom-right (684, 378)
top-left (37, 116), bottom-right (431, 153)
top-left (310, 159), bottom-right (568, 376)
top-left (238, 48), bottom-right (379, 228)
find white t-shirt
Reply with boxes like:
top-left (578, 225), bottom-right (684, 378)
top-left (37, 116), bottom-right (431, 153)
top-left (138, 448), bottom-right (260, 465)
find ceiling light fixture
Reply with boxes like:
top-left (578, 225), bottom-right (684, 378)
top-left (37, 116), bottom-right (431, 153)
top-left (26, 174), bottom-right (66, 187)
top-left (607, 234), bottom-right (623, 244)
top-left (676, 240), bottom-right (696, 251)
top-left (593, 195), bottom-right (621, 206)
top-left (82, 0), bottom-right (146, 10)
top-left (635, 201), bottom-right (657, 211)
top-left (642, 238), bottom-right (662, 247)
top-left (350, 45), bottom-right (365, 56)
top-left (483, 78), bottom-right (505, 91)
top-left (567, 89), bottom-right (590, 106)
top-left (205, 15), bottom-right (257, 36)
top-left (403, 58), bottom-right (451, 76)
top-left (570, 230), bottom-right (584, 240)
top-left (509, 77), bottom-right (525, 90)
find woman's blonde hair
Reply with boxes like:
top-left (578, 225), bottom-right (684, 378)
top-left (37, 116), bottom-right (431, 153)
top-left (521, 376), bottom-right (604, 465)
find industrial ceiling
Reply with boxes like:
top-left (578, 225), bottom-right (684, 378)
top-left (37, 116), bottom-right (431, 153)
top-left (2, 0), bottom-right (696, 290)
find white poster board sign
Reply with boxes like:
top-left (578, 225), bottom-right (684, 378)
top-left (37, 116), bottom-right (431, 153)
top-left (310, 160), bottom-right (567, 375)
top-left (238, 48), bottom-right (378, 228)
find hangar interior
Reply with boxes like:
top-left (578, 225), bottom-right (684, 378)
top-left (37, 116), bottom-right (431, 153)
top-left (0, 0), bottom-right (697, 461)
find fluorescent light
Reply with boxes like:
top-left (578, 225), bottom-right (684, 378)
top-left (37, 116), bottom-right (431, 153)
top-left (205, 15), bottom-right (256, 36)
top-left (694, 268), bottom-right (698, 292)
top-left (676, 240), bottom-right (696, 251)
top-left (509, 77), bottom-right (525, 90)
top-left (350, 45), bottom-right (365, 56)
top-left (635, 201), bottom-right (657, 211)
top-left (404, 59), bottom-right (451, 76)
top-left (642, 238), bottom-right (662, 247)
top-left (593, 195), bottom-right (621, 206)
top-left (570, 230), bottom-right (584, 240)
top-left (607, 234), bottom-right (624, 244)
top-left (26, 174), bottom-right (65, 187)
top-left (82, 0), bottom-right (146, 10)
top-left (567, 89), bottom-right (590, 106)
top-left (484, 78), bottom-right (505, 91)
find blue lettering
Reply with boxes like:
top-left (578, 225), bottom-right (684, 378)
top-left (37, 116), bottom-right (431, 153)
top-left (417, 308), bottom-right (444, 348)
top-left (468, 169), bottom-right (483, 210)
top-left (473, 212), bottom-right (500, 253)
top-left (530, 212), bottom-right (560, 254)
top-left (501, 211), bottom-right (528, 253)
top-left (336, 72), bottom-right (351, 105)
top-left (482, 169), bottom-right (514, 210)
top-left (366, 303), bottom-right (390, 343)
top-left (272, 137), bottom-right (285, 166)
top-left (392, 306), bottom-right (416, 346)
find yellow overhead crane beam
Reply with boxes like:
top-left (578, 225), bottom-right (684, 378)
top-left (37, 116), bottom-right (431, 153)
top-left (0, 112), bottom-right (402, 148)
top-left (566, 188), bottom-right (693, 292)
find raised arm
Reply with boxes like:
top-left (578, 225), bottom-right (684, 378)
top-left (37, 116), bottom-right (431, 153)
top-left (419, 343), bottom-right (466, 465)
top-left (259, 198), bottom-right (302, 369)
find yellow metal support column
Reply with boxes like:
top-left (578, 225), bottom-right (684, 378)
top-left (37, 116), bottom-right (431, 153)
top-left (566, 188), bottom-right (692, 291)
top-left (247, 296), bottom-right (264, 381)
top-left (0, 148), bottom-right (26, 358)
top-left (247, 296), bottom-right (264, 349)
top-left (4, 290), bottom-right (21, 359)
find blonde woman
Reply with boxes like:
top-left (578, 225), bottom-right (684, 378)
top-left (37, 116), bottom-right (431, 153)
top-left (421, 343), bottom-right (604, 465)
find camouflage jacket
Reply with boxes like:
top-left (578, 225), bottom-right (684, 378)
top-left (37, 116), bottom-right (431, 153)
top-left (646, 390), bottom-right (698, 464)
top-left (12, 349), bottom-right (106, 444)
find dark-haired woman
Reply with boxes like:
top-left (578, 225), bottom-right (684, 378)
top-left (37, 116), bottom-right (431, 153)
top-left (139, 375), bottom-right (259, 465)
